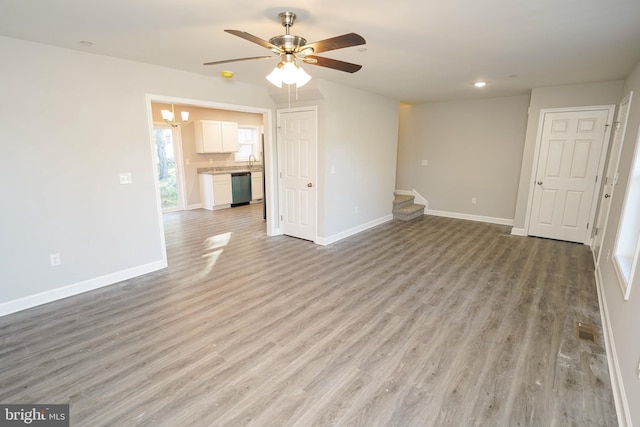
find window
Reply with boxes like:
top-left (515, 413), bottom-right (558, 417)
top-left (234, 126), bottom-right (261, 162)
top-left (613, 125), bottom-right (640, 299)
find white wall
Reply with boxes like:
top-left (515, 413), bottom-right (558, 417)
top-left (512, 80), bottom-right (624, 230)
top-left (0, 36), bottom-right (275, 313)
top-left (396, 95), bottom-right (530, 222)
top-left (597, 59), bottom-right (640, 426)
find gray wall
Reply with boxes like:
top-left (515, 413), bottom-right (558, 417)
top-left (512, 80), bottom-right (624, 230)
top-left (598, 59), bottom-right (640, 425)
top-left (396, 95), bottom-right (530, 221)
top-left (271, 80), bottom-right (400, 241)
top-left (0, 36), bottom-right (275, 308)
top-left (319, 81), bottom-right (399, 238)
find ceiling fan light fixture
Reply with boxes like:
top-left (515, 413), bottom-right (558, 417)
top-left (266, 60), bottom-right (311, 88)
top-left (266, 65), bottom-right (284, 88)
top-left (281, 61), bottom-right (300, 85)
top-left (295, 66), bottom-right (311, 87)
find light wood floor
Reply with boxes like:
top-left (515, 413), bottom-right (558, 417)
top-left (0, 204), bottom-right (617, 426)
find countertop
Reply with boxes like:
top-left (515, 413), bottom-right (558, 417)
top-left (197, 166), bottom-right (263, 175)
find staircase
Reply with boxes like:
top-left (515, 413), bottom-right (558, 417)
top-left (393, 193), bottom-right (425, 221)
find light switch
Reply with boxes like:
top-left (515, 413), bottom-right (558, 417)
top-left (119, 172), bottom-right (132, 184)
top-left (421, 160), bottom-right (428, 166)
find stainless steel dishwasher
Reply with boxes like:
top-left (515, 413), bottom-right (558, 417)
top-left (231, 172), bottom-right (251, 207)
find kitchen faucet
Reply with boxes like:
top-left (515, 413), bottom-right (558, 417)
top-left (248, 154), bottom-right (257, 169)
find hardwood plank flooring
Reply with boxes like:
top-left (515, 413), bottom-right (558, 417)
top-left (0, 204), bottom-right (617, 426)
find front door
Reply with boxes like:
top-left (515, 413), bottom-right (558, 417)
top-left (528, 108), bottom-right (612, 243)
top-left (595, 92), bottom-right (633, 263)
top-left (278, 108), bottom-right (317, 241)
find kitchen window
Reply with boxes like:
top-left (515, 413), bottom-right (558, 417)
top-left (234, 125), bottom-right (260, 162)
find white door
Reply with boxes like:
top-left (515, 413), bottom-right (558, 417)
top-left (528, 109), bottom-right (611, 243)
top-left (278, 108), bottom-right (317, 241)
top-left (595, 92), bottom-right (633, 263)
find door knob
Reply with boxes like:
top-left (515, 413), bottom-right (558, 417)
top-left (537, 181), bottom-right (543, 185)
top-left (604, 194), bottom-right (610, 198)
top-left (307, 183), bottom-right (313, 188)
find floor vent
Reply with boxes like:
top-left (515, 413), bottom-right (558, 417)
top-left (576, 322), bottom-right (598, 344)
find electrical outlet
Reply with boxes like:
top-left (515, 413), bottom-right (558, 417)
top-left (119, 172), bottom-right (132, 184)
top-left (421, 160), bottom-right (428, 166)
top-left (50, 253), bottom-right (61, 267)
top-left (471, 197), bottom-right (477, 205)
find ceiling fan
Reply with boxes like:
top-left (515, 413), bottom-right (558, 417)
top-left (203, 12), bottom-right (366, 87)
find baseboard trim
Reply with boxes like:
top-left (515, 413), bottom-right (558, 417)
top-left (426, 209), bottom-right (514, 226)
top-left (316, 214), bottom-right (393, 246)
top-left (0, 260), bottom-right (167, 318)
top-left (510, 227), bottom-right (527, 236)
top-left (186, 203), bottom-right (203, 210)
top-left (594, 264), bottom-right (631, 427)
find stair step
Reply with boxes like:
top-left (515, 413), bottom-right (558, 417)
top-left (393, 203), bottom-right (425, 221)
top-left (393, 194), bottom-right (415, 210)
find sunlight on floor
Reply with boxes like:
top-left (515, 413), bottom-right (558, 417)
top-left (180, 232), bottom-right (232, 286)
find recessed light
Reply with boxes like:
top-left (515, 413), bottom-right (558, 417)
top-left (474, 81), bottom-right (487, 88)
top-left (79, 41), bottom-right (93, 47)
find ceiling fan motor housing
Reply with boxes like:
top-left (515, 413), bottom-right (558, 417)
top-left (269, 34), bottom-right (307, 53)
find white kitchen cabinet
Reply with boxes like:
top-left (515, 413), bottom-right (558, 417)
top-left (251, 171), bottom-right (263, 200)
top-left (195, 120), bottom-right (239, 153)
top-left (199, 173), bottom-right (232, 210)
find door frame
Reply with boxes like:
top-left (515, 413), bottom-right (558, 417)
top-left (523, 105), bottom-right (615, 244)
top-left (276, 106), bottom-right (318, 242)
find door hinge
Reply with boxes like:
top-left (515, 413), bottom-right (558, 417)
top-left (280, 215), bottom-right (283, 221)
top-left (587, 222), bottom-right (589, 230)
top-left (595, 175), bottom-right (598, 183)
top-left (604, 176), bottom-right (608, 185)
top-left (595, 227), bottom-right (599, 236)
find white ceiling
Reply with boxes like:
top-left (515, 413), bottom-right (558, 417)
top-left (2, 0), bottom-right (639, 103)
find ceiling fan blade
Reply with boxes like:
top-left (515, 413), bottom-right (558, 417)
top-left (225, 29), bottom-right (281, 51)
top-left (303, 55), bottom-right (362, 73)
top-left (203, 56), bottom-right (275, 66)
top-left (302, 33), bottom-right (365, 55)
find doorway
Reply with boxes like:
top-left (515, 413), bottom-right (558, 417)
top-left (146, 95), bottom-right (277, 240)
top-left (527, 106), bottom-right (614, 244)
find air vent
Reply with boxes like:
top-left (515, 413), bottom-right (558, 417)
top-left (576, 321), bottom-right (598, 344)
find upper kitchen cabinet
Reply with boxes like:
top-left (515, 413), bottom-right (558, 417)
top-left (195, 120), bottom-right (239, 153)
